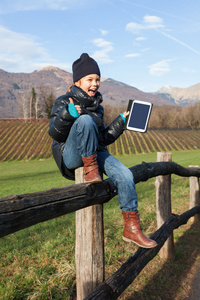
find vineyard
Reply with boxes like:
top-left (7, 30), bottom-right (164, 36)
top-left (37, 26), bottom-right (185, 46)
top-left (1, 119), bottom-right (200, 162)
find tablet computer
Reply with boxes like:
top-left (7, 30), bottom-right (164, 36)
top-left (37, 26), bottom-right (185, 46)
top-left (125, 100), bottom-right (153, 132)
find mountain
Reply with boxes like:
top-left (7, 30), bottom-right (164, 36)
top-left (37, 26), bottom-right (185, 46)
top-left (0, 67), bottom-right (172, 118)
top-left (155, 83), bottom-right (200, 106)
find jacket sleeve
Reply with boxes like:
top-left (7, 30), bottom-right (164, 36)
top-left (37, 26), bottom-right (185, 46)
top-left (99, 115), bottom-right (125, 146)
top-left (48, 96), bottom-right (76, 143)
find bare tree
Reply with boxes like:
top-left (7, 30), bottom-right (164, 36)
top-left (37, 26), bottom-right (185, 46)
top-left (22, 94), bottom-right (29, 121)
top-left (16, 92), bottom-right (29, 121)
top-left (149, 103), bottom-right (200, 129)
top-left (38, 86), bottom-right (56, 118)
top-left (35, 96), bottom-right (39, 120)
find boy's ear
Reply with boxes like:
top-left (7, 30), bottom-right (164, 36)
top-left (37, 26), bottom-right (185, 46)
top-left (75, 80), bottom-right (81, 87)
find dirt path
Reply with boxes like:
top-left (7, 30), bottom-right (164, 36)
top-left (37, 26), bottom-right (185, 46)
top-left (186, 266), bottom-right (200, 300)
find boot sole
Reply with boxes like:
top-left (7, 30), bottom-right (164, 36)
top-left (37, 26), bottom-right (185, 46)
top-left (122, 236), bottom-right (157, 249)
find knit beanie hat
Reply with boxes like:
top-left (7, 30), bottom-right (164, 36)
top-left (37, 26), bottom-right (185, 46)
top-left (72, 53), bottom-right (101, 83)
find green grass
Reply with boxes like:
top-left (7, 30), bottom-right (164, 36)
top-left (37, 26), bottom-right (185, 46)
top-left (2, 149), bottom-right (199, 198)
top-left (0, 150), bottom-right (200, 299)
top-left (0, 159), bottom-right (71, 198)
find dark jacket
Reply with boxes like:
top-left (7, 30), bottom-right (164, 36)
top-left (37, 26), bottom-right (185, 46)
top-left (49, 85), bottom-right (125, 180)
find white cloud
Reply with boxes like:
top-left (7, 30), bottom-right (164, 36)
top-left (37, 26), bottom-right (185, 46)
top-left (143, 16), bottom-right (164, 28)
top-left (148, 59), bottom-right (171, 76)
top-left (92, 38), bottom-right (113, 64)
top-left (135, 37), bottom-right (146, 41)
top-left (126, 15), bottom-right (200, 57)
top-left (0, 25), bottom-right (69, 72)
top-left (0, 26), bottom-right (47, 56)
top-left (125, 53), bottom-right (141, 58)
top-left (126, 15), bottom-right (164, 33)
top-left (0, 0), bottom-right (82, 13)
top-left (126, 22), bottom-right (144, 33)
top-left (93, 38), bottom-right (113, 50)
top-left (100, 29), bottom-right (109, 36)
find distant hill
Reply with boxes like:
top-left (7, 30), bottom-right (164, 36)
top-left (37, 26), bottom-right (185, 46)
top-left (155, 83), bottom-right (200, 106)
top-left (0, 66), bottom-right (172, 118)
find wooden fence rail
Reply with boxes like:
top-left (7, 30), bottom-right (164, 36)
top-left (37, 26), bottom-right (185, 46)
top-left (1, 161), bottom-right (200, 238)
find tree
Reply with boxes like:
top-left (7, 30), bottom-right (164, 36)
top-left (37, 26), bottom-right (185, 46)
top-left (45, 92), bottom-right (55, 118)
top-left (38, 86), bottom-right (56, 118)
top-left (30, 87), bottom-right (37, 120)
top-left (21, 93), bottom-right (29, 121)
top-left (16, 92), bottom-right (28, 120)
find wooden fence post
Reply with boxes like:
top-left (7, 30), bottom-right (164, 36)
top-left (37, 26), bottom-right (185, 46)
top-left (75, 167), bottom-right (105, 300)
top-left (155, 152), bottom-right (175, 259)
top-left (189, 165), bottom-right (200, 223)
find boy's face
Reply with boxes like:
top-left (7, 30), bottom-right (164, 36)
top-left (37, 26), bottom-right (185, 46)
top-left (75, 74), bottom-right (100, 97)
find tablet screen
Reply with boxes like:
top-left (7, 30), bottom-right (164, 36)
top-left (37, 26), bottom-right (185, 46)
top-left (126, 100), bottom-right (152, 132)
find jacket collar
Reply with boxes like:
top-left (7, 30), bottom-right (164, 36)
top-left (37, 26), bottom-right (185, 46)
top-left (71, 85), bottom-right (103, 111)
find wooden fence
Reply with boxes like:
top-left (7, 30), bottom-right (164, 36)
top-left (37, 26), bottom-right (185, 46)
top-left (0, 152), bottom-right (200, 299)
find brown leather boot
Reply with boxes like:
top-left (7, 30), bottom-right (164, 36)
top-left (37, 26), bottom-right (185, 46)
top-left (122, 210), bottom-right (157, 248)
top-left (82, 153), bottom-right (102, 183)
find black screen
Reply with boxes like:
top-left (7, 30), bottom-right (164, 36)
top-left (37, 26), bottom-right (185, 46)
top-left (128, 102), bottom-right (150, 130)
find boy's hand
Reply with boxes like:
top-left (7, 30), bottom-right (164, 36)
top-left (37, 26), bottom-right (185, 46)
top-left (122, 111), bottom-right (130, 118)
top-left (69, 98), bottom-right (81, 115)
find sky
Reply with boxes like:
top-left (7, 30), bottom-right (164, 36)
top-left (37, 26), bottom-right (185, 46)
top-left (0, 0), bottom-right (200, 92)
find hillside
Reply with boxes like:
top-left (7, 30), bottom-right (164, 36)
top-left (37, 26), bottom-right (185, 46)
top-left (0, 67), bottom-right (172, 118)
top-left (1, 119), bottom-right (200, 162)
top-left (155, 82), bottom-right (200, 105)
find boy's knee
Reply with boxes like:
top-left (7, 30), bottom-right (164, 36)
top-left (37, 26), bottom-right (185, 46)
top-left (121, 167), bottom-right (134, 182)
top-left (78, 115), bottom-right (96, 128)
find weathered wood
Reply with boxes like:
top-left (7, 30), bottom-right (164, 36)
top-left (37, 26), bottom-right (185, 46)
top-left (1, 161), bottom-right (200, 238)
top-left (189, 165), bottom-right (200, 223)
top-left (85, 205), bottom-right (200, 300)
top-left (0, 181), bottom-right (113, 238)
top-left (155, 152), bottom-right (175, 259)
top-left (75, 167), bottom-right (104, 300)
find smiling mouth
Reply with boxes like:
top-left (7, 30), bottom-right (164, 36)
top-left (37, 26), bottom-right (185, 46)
top-left (88, 89), bottom-right (96, 97)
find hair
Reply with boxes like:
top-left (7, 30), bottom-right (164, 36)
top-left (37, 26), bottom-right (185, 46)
top-left (67, 83), bottom-right (75, 93)
top-left (67, 79), bottom-right (82, 93)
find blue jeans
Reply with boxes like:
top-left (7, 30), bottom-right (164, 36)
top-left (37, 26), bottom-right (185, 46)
top-left (63, 115), bottom-right (138, 211)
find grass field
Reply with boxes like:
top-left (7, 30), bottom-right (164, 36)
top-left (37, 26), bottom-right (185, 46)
top-left (0, 150), bottom-right (200, 299)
